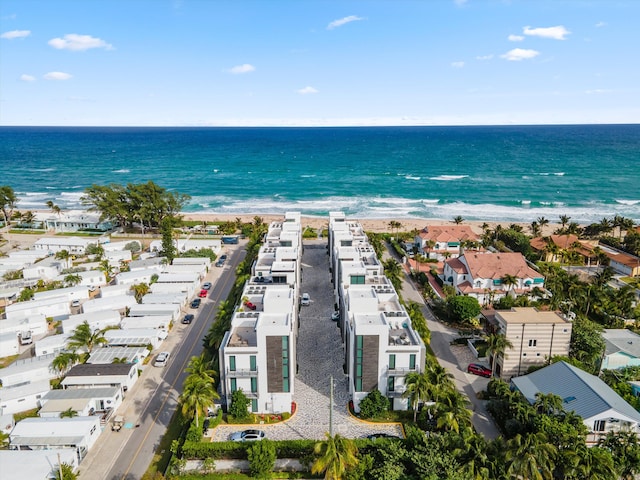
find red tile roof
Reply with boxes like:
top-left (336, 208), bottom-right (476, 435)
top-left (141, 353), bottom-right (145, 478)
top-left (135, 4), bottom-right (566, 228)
top-left (418, 225), bottom-right (479, 243)
top-left (461, 252), bottom-right (540, 280)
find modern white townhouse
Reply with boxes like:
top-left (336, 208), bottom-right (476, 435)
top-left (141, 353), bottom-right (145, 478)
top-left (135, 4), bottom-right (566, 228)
top-left (218, 213), bottom-right (302, 415)
top-left (329, 213), bottom-right (426, 413)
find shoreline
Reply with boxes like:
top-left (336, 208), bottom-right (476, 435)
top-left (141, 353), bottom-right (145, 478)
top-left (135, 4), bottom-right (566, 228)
top-left (181, 212), bottom-right (565, 237)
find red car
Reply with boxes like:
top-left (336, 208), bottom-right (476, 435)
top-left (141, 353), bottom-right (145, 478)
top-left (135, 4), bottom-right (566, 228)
top-left (467, 363), bottom-right (492, 378)
top-left (199, 289), bottom-right (208, 298)
top-left (244, 301), bottom-right (257, 310)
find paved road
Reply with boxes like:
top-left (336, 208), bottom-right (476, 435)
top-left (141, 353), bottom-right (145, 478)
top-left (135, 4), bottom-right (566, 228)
top-left (78, 244), bottom-right (246, 480)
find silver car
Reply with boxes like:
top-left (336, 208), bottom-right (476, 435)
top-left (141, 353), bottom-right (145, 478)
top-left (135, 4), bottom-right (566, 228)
top-left (229, 429), bottom-right (266, 442)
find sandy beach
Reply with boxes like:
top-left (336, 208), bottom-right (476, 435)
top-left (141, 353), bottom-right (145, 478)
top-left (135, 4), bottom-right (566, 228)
top-left (181, 213), bottom-right (564, 238)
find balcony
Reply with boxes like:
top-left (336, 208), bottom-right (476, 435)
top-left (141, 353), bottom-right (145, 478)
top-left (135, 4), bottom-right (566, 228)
top-left (228, 368), bottom-right (259, 377)
top-left (387, 386), bottom-right (407, 398)
top-left (387, 366), bottom-right (418, 375)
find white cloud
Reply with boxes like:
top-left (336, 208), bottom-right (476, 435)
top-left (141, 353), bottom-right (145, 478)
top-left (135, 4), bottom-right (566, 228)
top-left (44, 71), bottom-right (72, 80)
top-left (508, 34), bottom-right (524, 42)
top-left (48, 33), bottom-right (113, 51)
top-left (523, 25), bottom-right (570, 40)
top-left (1, 29), bottom-right (31, 39)
top-left (451, 61), bottom-right (465, 68)
top-left (595, 21), bottom-right (607, 28)
top-left (476, 54), bottom-right (494, 61)
top-left (228, 64), bottom-right (255, 74)
top-left (500, 48), bottom-right (540, 61)
top-left (296, 86), bottom-right (318, 95)
top-left (327, 15), bottom-right (363, 30)
top-left (20, 74), bottom-right (35, 82)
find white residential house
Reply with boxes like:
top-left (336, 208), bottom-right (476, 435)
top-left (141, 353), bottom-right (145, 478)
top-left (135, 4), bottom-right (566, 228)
top-left (512, 361), bottom-right (640, 445)
top-left (104, 249), bottom-right (132, 265)
top-left (128, 303), bottom-right (181, 321)
top-left (33, 285), bottom-right (90, 303)
top-left (173, 256), bottom-right (211, 269)
top-left (120, 315), bottom-right (172, 331)
top-left (61, 363), bottom-right (139, 393)
top-left (73, 269), bottom-right (107, 288)
top-left (22, 256), bottom-right (68, 281)
top-left (149, 238), bottom-right (221, 254)
top-left (9, 416), bottom-right (102, 462)
top-left (98, 284), bottom-right (132, 298)
top-left (0, 379), bottom-right (51, 415)
top-left (60, 310), bottom-right (121, 334)
top-left (114, 268), bottom-right (162, 286)
top-left (103, 328), bottom-right (167, 349)
top-left (442, 252), bottom-right (545, 304)
top-left (102, 240), bottom-right (141, 252)
top-left (33, 236), bottom-right (99, 255)
top-left (86, 346), bottom-right (148, 365)
top-left (5, 297), bottom-right (70, 321)
top-left (140, 293), bottom-right (187, 307)
top-left (150, 281), bottom-right (197, 298)
top-left (39, 386), bottom-right (123, 418)
top-left (0, 332), bottom-right (19, 356)
top-left (81, 295), bottom-right (136, 315)
top-left (0, 313), bottom-right (48, 338)
top-left (34, 210), bottom-right (112, 233)
top-left (162, 263), bottom-right (208, 277)
top-left (0, 355), bottom-right (57, 387)
top-left (35, 332), bottom-right (71, 357)
top-left (0, 449), bottom-right (78, 480)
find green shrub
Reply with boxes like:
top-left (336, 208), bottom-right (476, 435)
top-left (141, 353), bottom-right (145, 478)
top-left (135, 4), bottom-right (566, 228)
top-left (358, 389), bottom-right (390, 419)
top-left (248, 439), bottom-right (276, 478)
top-left (228, 390), bottom-right (251, 421)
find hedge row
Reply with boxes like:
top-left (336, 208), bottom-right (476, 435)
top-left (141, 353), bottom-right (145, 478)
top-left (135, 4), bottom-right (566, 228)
top-left (182, 439), bottom-right (316, 460)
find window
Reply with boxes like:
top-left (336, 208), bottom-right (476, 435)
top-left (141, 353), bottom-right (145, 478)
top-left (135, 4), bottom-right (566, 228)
top-left (355, 336), bottom-right (364, 392)
top-left (250, 356), bottom-right (257, 372)
top-left (528, 339), bottom-right (537, 347)
top-left (230, 378), bottom-right (237, 392)
top-left (389, 354), bottom-right (396, 369)
top-left (251, 399), bottom-right (258, 412)
top-left (229, 356), bottom-right (236, 371)
top-left (282, 336), bottom-right (290, 393)
top-left (409, 354), bottom-right (416, 370)
top-left (250, 377), bottom-right (257, 393)
top-left (388, 376), bottom-right (395, 392)
top-left (594, 420), bottom-right (606, 432)
top-left (351, 275), bottom-right (365, 285)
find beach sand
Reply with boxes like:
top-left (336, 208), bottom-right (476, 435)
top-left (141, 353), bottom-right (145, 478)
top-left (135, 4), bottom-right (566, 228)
top-left (181, 213), bottom-right (563, 238)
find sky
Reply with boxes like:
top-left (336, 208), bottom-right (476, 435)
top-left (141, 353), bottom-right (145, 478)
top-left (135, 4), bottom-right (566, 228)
top-left (1, 0), bottom-right (639, 127)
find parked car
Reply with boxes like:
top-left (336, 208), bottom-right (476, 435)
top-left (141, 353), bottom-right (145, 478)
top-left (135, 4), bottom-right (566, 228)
top-left (331, 311), bottom-right (340, 321)
top-left (215, 254), bottom-right (228, 267)
top-left (366, 433), bottom-right (398, 440)
top-left (229, 429), bottom-right (266, 442)
top-left (301, 293), bottom-right (310, 306)
top-left (111, 415), bottom-right (125, 432)
top-left (202, 282), bottom-right (212, 290)
top-left (190, 298), bottom-right (201, 309)
top-left (154, 351), bottom-right (170, 367)
top-left (202, 418), bottom-right (210, 433)
top-left (182, 314), bottom-right (194, 324)
top-left (71, 299), bottom-right (81, 307)
top-left (199, 289), bottom-right (208, 298)
top-left (467, 363), bottom-right (492, 378)
top-left (244, 301), bottom-right (257, 310)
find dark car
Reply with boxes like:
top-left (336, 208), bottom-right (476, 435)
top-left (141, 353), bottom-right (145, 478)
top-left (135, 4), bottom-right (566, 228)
top-left (467, 363), bottom-right (492, 378)
top-left (229, 429), bottom-right (265, 442)
top-left (190, 298), bottom-right (201, 309)
top-left (182, 314), bottom-right (194, 324)
top-left (366, 433), bottom-right (398, 440)
top-left (215, 254), bottom-right (228, 267)
top-left (202, 418), bottom-right (210, 433)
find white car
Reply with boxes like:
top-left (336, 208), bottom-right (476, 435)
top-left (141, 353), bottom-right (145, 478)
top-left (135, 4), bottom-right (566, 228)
top-left (154, 351), bottom-right (170, 367)
top-left (301, 293), bottom-right (310, 306)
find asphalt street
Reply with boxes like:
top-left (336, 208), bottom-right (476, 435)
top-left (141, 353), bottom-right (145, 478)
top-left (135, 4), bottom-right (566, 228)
top-left (78, 243), bottom-right (246, 480)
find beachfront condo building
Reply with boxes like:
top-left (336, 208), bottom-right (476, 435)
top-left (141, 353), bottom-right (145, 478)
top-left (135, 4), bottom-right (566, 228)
top-left (485, 307), bottom-right (572, 380)
top-left (329, 212), bottom-right (426, 412)
top-left (218, 213), bottom-right (301, 414)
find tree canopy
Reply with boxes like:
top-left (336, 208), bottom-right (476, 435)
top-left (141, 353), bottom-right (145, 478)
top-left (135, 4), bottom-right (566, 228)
top-left (0, 185), bottom-right (18, 225)
top-left (81, 181), bottom-right (190, 229)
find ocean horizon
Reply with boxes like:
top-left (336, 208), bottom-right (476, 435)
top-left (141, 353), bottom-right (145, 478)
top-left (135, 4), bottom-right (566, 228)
top-left (1, 124), bottom-right (639, 225)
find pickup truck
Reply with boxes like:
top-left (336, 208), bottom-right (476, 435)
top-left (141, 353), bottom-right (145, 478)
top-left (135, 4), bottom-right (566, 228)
top-left (18, 331), bottom-right (33, 345)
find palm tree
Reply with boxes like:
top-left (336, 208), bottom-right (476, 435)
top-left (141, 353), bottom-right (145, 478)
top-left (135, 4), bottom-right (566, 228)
top-left (20, 210), bottom-right (36, 227)
top-left (131, 282), bottom-right (150, 303)
top-left (60, 407), bottom-right (79, 418)
top-left (537, 216), bottom-right (550, 232)
top-left (453, 428), bottom-right (491, 480)
top-left (403, 371), bottom-right (431, 422)
top-left (55, 249), bottom-right (71, 267)
top-left (388, 220), bottom-right (402, 239)
top-left (533, 392), bottom-right (564, 416)
top-left (186, 354), bottom-right (217, 384)
top-left (486, 333), bottom-right (513, 376)
top-left (530, 221), bottom-right (541, 237)
top-left (311, 433), bottom-right (358, 480)
top-left (382, 258), bottom-right (403, 293)
top-left (505, 432), bottom-right (557, 480)
top-left (179, 376), bottom-right (218, 427)
top-left (559, 214), bottom-right (571, 231)
top-left (64, 274), bottom-right (82, 287)
top-left (46, 200), bottom-right (62, 217)
top-left (51, 351), bottom-right (81, 378)
top-left (452, 215), bottom-right (464, 224)
top-left (501, 273), bottom-right (519, 294)
top-left (66, 321), bottom-right (107, 354)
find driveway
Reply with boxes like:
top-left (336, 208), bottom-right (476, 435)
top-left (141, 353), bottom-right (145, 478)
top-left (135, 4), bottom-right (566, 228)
top-left (212, 239), bottom-right (403, 442)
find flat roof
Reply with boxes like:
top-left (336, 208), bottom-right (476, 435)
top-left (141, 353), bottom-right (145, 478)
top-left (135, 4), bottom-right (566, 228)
top-left (497, 308), bottom-right (571, 325)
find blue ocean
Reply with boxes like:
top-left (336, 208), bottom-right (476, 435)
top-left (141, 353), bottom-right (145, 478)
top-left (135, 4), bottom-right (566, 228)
top-left (0, 125), bottom-right (638, 224)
